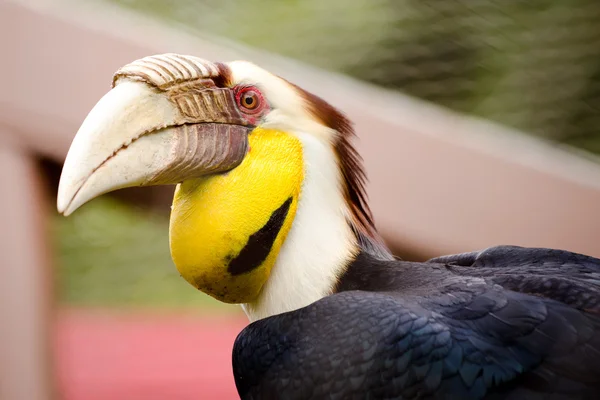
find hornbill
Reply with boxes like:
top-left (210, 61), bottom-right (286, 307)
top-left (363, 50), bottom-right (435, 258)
top-left (57, 54), bottom-right (600, 399)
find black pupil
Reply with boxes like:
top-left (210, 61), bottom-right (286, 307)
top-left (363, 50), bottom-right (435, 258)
top-left (244, 95), bottom-right (255, 106)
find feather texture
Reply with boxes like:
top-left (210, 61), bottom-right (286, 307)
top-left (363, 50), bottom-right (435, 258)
top-left (233, 246), bottom-right (600, 399)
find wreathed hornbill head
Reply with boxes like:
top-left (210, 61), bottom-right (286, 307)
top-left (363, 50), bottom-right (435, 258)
top-left (58, 54), bottom-right (390, 320)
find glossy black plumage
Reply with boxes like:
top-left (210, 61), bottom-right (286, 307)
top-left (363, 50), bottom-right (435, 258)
top-left (232, 246), bottom-right (600, 399)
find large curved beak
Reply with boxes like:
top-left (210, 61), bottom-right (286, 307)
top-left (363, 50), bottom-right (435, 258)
top-left (57, 60), bottom-right (250, 216)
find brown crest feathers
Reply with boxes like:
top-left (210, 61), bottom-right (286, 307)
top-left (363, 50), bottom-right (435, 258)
top-left (213, 62), bottom-right (234, 88)
top-left (290, 82), bottom-right (392, 260)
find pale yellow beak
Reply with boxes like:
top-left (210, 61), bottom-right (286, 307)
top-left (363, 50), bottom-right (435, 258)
top-left (57, 76), bottom-right (250, 216)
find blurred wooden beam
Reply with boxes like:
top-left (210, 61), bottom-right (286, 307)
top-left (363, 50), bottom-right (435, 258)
top-left (0, 138), bottom-right (54, 400)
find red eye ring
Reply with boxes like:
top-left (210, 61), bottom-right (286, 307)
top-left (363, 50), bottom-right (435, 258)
top-left (235, 86), bottom-right (264, 114)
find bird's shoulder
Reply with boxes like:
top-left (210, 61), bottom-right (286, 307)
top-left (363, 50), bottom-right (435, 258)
top-left (428, 245), bottom-right (600, 311)
top-left (233, 246), bottom-right (600, 399)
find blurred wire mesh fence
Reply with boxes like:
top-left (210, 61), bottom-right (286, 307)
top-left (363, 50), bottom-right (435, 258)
top-left (111, 0), bottom-right (600, 154)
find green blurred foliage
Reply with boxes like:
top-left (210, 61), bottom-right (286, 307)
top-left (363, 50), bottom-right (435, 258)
top-left (54, 197), bottom-right (236, 312)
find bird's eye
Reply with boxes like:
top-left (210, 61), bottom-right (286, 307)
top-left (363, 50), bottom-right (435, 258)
top-left (235, 87), bottom-right (263, 114)
top-left (241, 92), bottom-right (258, 109)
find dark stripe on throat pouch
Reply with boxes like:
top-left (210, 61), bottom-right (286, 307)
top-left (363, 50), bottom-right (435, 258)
top-left (227, 196), bottom-right (293, 275)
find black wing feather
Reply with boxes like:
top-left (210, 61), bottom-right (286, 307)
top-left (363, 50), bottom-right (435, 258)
top-left (429, 246), bottom-right (600, 311)
top-left (233, 246), bottom-right (600, 399)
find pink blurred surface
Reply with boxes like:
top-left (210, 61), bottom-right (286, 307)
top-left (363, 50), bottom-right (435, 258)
top-left (54, 310), bottom-right (248, 400)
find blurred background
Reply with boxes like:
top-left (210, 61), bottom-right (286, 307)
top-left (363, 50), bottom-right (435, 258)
top-left (1, 0), bottom-right (600, 399)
